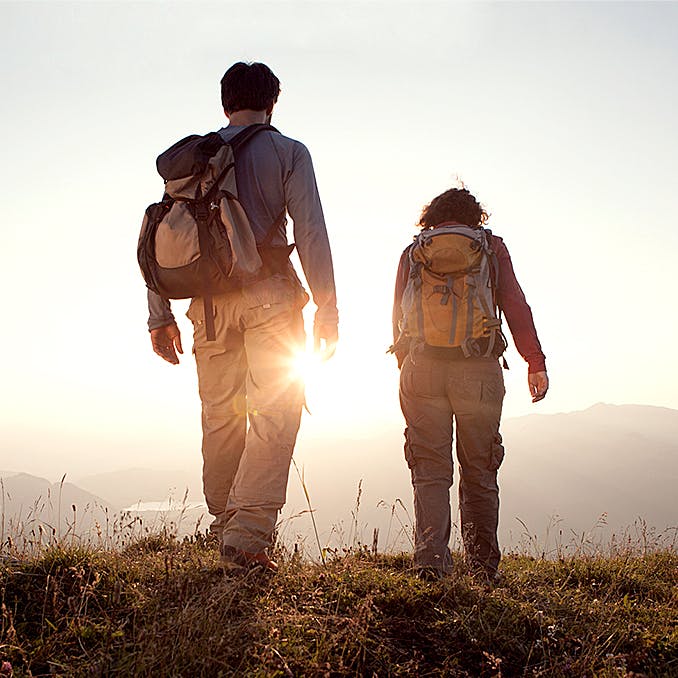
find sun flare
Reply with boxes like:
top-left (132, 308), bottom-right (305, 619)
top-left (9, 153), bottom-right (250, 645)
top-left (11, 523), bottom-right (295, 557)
top-left (290, 349), bottom-right (324, 382)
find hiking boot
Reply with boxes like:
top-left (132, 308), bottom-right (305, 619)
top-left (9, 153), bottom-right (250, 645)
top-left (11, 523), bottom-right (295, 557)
top-left (203, 530), bottom-right (221, 550)
top-left (220, 545), bottom-right (279, 574)
top-left (415, 566), bottom-right (444, 582)
top-left (487, 570), bottom-right (504, 588)
top-left (470, 566), bottom-right (503, 589)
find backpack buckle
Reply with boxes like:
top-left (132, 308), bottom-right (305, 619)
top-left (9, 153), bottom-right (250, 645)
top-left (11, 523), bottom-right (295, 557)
top-left (433, 284), bottom-right (451, 305)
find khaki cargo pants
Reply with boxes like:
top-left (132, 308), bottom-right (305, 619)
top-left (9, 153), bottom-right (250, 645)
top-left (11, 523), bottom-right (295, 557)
top-left (399, 351), bottom-right (505, 576)
top-left (187, 274), bottom-right (306, 554)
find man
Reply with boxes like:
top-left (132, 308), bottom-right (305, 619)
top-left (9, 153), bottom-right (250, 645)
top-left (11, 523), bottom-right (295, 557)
top-left (147, 62), bottom-right (338, 572)
top-left (392, 187), bottom-right (547, 581)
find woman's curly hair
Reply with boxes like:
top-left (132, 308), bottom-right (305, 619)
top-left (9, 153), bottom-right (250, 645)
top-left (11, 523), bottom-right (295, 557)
top-left (417, 187), bottom-right (489, 230)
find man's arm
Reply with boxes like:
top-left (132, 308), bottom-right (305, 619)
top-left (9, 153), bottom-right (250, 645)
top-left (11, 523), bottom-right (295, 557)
top-left (147, 289), bottom-right (183, 364)
top-left (492, 236), bottom-right (548, 401)
top-left (284, 142), bottom-right (338, 359)
top-left (148, 289), bottom-right (175, 331)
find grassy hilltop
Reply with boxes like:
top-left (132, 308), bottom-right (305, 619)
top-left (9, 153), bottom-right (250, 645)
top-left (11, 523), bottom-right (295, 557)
top-left (0, 535), bottom-right (676, 677)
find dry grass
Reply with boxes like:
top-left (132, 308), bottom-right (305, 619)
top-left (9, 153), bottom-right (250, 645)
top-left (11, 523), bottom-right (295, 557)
top-left (0, 530), bottom-right (676, 677)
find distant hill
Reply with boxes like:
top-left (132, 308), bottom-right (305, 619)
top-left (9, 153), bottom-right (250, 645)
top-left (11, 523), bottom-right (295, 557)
top-left (281, 403), bottom-right (678, 553)
top-left (2, 404), bottom-right (676, 552)
top-left (77, 468), bottom-right (202, 509)
top-left (0, 473), bottom-right (117, 541)
top-left (498, 403), bottom-right (678, 549)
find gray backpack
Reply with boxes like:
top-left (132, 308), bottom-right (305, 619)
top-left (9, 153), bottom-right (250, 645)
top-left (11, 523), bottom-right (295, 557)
top-left (138, 124), bottom-right (287, 340)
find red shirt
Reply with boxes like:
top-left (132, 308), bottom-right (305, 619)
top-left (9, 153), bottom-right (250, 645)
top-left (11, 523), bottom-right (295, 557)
top-left (392, 231), bottom-right (546, 373)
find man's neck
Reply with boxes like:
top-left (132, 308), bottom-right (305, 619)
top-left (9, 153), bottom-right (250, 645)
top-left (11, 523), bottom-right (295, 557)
top-left (227, 110), bottom-right (268, 126)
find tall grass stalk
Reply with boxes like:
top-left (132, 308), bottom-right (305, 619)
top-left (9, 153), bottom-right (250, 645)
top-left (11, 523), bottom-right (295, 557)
top-left (291, 458), bottom-right (325, 564)
top-left (56, 473), bottom-right (66, 542)
top-left (1, 478), bottom-right (5, 548)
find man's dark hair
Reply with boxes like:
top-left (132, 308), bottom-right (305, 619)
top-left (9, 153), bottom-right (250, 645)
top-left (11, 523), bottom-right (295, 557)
top-left (418, 187), bottom-right (489, 229)
top-left (220, 62), bottom-right (280, 114)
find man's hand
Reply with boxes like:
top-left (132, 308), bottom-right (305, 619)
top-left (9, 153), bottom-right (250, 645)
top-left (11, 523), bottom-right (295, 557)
top-left (150, 322), bottom-right (183, 365)
top-left (528, 370), bottom-right (549, 403)
top-left (313, 322), bottom-right (338, 361)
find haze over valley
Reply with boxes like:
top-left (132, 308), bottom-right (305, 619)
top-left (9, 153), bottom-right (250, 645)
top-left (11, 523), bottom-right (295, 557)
top-left (3, 404), bottom-right (676, 555)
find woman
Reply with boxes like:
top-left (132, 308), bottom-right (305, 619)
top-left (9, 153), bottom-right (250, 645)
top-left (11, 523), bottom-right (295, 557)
top-left (392, 187), bottom-right (548, 581)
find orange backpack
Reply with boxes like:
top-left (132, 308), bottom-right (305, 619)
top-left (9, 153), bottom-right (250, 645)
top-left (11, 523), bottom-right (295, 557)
top-left (399, 225), bottom-right (505, 357)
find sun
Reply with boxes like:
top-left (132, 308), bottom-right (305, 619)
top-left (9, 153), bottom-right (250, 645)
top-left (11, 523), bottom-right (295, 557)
top-left (290, 349), bottom-right (324, 383)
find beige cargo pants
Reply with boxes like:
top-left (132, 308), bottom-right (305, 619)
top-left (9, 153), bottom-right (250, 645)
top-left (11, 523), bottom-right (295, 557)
top-left (187, 274), bottom-right (306, 554)
top-left (399, 351), bottom-right (506, 576)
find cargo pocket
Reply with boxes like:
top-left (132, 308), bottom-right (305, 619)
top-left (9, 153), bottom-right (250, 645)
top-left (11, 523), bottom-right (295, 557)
top-left (186, 297), bottom-right (209, 345)
top-left (186, 296), bottom-right (201, 323)
top-left (401, 357), bottom-right (445, 398)
top-left (243, 277), bottom-right (296, 328)
top-left (404, 427), bottom-right (416, 469)
top-left (480, 367), bottom-right (506, 403)
top-left (186, 297), bottom-right (232, 350)
top-left (488, 433), bottom-right (505, 471)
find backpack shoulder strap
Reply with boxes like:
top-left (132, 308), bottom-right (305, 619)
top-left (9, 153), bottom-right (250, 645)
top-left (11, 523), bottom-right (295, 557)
top-left (484, 229), bottom-right (500, 291)
top-left (259, 209), bottom-right (288, 248)
top-left (229, 124), bottom-right (285, 249)
top-left (228, 123), bottom-right (279, 153)
top-left (406, 240), bottom-right (418, 267)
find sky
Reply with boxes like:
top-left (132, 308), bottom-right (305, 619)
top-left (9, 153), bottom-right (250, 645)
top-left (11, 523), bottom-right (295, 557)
top-left (1, 1), bottom-right (678, 487)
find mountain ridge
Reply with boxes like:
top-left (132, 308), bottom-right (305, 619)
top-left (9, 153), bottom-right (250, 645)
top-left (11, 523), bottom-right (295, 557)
top-left (1, 404), bottom-right (676, 548)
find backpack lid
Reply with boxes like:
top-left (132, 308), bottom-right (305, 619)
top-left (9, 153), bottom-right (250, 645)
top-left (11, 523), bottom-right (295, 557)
top-left (156, 124), bottom-right (279, 182)
top-left (156, 133), bottom-right (224, 181)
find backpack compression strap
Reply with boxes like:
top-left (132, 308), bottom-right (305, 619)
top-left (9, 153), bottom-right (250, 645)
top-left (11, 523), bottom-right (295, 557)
top-left (194, 198), bottom-right (217, 342)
